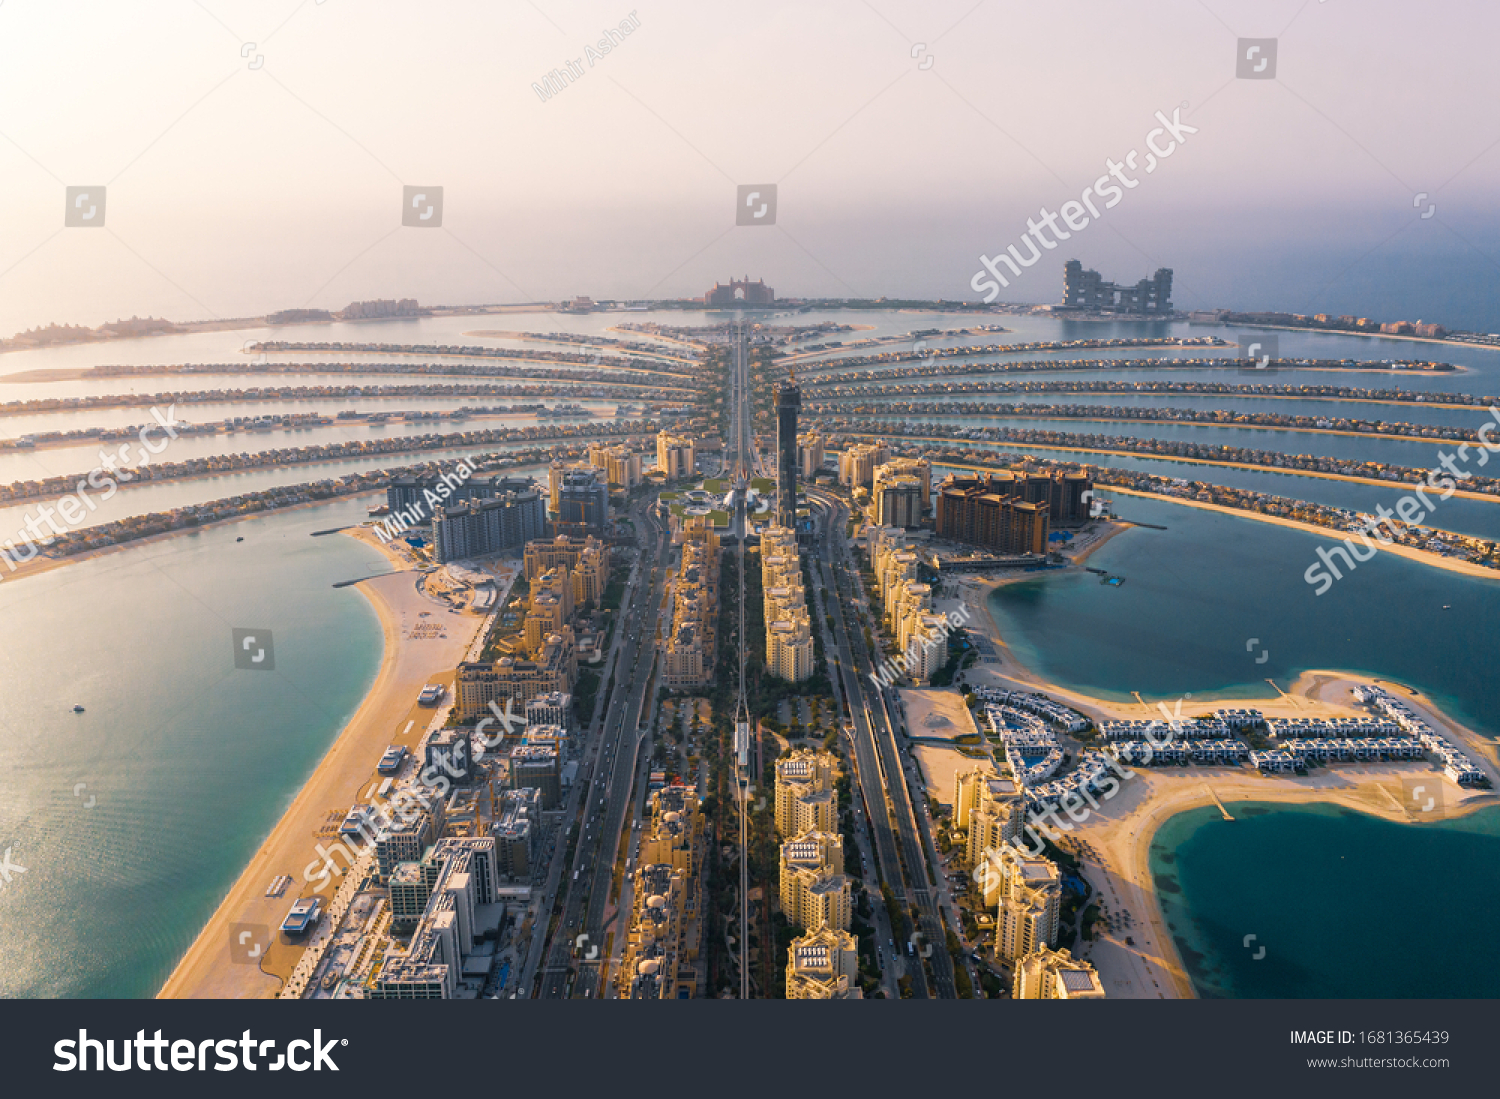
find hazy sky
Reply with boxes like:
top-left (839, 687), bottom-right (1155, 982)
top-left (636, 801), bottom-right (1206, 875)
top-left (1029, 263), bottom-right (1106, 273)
top-left (1, 0), bottom-right (1498, 332)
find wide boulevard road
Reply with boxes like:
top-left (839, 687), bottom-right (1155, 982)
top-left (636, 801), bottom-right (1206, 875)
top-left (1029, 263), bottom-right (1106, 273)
top-left (807, 486), bottom-right (956, 999)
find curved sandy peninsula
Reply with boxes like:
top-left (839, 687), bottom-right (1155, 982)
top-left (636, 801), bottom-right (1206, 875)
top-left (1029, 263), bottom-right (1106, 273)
top-left (157, 528), bottom-right (484, 998)
top-left (1107, 487), bottom-right (1500, 580)
top-left (940, 573), bottom-right (1500, 999)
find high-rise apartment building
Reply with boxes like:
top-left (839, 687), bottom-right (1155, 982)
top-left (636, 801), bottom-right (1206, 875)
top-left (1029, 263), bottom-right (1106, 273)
top-left (785, 928), bottom-right (862, 999)
top-left (870, 528), bottom-right (950, 684)
top-left (873, 474), bottom-right (925, 529)
top-left (656, 431), bottom-right (696, 481)
top-left (366, 837), bottom-right (499, 998)
top-left (774, 749), bottom-right (838, 837)
top-left (524, 691), bottom-right (573, 733)
top-left (589, 443), bottom-right (642, 490)
top-left (493, 787), bottom-right (541, 879)
top-left (776, 381), bottom-right (800, 528)
top-left (431, 484), bottom-right (546, 563)
top-left (778, 830), bottom-right (851, 932)
top-left (954, 767), bottom-right (1026, 867)
top-left (796, 431), bottom-right (825, 479)
top-left (838, 442), bottom-right (890, 488)
top-left (985, 844), bottom-right (1062, 961)
top-left (662, 539), bottom-right (719, 690)
top-left (553, 465), bottom-right (609, 535)
top-left (874, 457), bottom-right (932, 510)
top-left (1062, 259), bottom-right (1173, 314)
top-left (510, 743), bottom-right (561, 808)
top-left (617, 785), bottom-right (705, 999)
top-left (523, 535), bottom-right (611, 608)
top-left (761, 525), bottom-right (814, 683)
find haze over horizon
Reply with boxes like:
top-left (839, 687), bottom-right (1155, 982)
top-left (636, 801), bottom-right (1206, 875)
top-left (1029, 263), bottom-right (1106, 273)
top-left (2, 0), bottom-right (1498, 333)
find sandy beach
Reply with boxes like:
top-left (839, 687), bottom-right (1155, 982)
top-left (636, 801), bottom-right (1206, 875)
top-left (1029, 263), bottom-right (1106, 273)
top-left (936, 569), bottom-right (1500, 1000)
top-left (1106, 486), bottom-right (1500, 580)
top-left (156, 527), bottom-right (484, 998)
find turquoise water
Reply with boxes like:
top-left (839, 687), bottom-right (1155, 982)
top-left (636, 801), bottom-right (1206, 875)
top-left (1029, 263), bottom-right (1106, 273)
top-left (986, 494), bottom-right (1500, 998)
top-left (1150, 802), bottom-right (1500, 997)
top-left (987, 494), bottom-right (1500, 734)
top-left (5, 310), bottom-right (1500, 999)
top-left (0, 496), bottom-right (386, 997)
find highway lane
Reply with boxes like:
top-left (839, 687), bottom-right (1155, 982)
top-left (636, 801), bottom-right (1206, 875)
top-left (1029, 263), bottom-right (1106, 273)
top-left (806, 487), bottom-right (931, 998)
top-left (803, 494), bottom-right (899, 997)
top-left (807, 486), bottom-right (956, 998)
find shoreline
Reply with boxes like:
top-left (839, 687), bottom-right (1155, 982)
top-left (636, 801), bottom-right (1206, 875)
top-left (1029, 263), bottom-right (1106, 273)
top-left (156, 528), bottom-right (483, 998)
top-left (1107, 486), bottom-right (1500, 580)
top-left (931, 462), bottom-right (1500, 582)
top-left (942, 572), bottom-right (1499, 1000)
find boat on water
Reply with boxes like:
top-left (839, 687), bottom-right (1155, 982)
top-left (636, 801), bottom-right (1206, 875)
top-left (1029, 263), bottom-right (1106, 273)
top-left (72, 704), bottom-right (85, 713)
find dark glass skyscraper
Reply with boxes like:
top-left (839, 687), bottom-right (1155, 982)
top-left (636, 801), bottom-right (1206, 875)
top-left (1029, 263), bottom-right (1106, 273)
top-left (776, 381), bottom-right (800, 528)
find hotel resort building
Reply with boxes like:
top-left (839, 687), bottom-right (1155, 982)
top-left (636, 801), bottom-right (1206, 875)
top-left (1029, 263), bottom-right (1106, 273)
top-left (1012, 946), bottom-right (1106, 999)
top-left (454, 628), bottom-right (577, 719)
top-left (523, 534), bottom-right (611, 609)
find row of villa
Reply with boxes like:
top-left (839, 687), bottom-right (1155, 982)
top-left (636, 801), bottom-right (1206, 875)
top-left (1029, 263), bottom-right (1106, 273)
top-left (1110, 739), bottom-right (1251, 766)
top-left (1355, 686), bottom-right (1487, 785)
top-left (975, 687), bottom-right (1090, 734)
